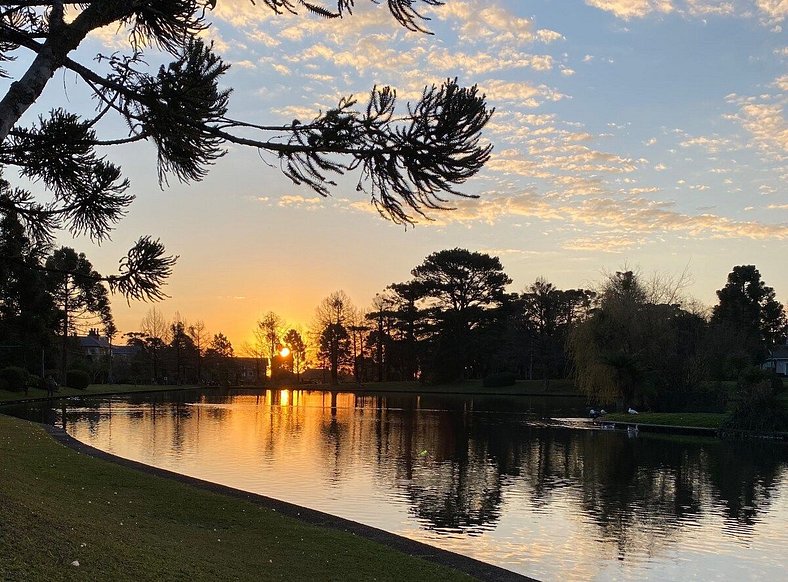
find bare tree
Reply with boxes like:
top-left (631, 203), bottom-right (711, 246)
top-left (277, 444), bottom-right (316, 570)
top-left (188, 320), bottom-right (209, 384)
top-left (140, 306), bottom-right (169, 383)
top-left (256, 311), bottom-right (283, 374)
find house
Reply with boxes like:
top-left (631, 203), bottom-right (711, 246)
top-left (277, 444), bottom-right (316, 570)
top-left (763, 345), bottom-right (788, 376)
top-left (77, 329), bottom-right (111, 360)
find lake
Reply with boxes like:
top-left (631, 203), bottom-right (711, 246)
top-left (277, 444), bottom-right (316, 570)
top-left (6, 388), bottom-right (788, 581)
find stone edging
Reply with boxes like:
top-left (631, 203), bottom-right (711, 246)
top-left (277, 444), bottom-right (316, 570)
top-left (43, 424), bottom-right (536, 582)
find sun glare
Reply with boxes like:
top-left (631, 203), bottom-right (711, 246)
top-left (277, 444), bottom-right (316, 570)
top-left (279, 346), bottom-right (290, 357)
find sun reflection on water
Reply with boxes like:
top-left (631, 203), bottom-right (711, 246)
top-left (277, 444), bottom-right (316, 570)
top-left (57, 389), bottom-right (788, 581)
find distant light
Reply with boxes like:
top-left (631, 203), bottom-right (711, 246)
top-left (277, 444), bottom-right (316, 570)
top-left (279, 346), bottom-right (290, 358)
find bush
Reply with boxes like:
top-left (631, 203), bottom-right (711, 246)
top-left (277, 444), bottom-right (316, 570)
top-left (26, 373), bottom-right (42, 391)
top-left (483, 372), bottom-right (517, 388)
top-left (655, 384), bottom-right (728, 413)
top-left (65, 369), bottom-right (91, 390)
top-left (723, 367), bottom-right (788, 432)
top-left (0, 366), bottom-right (29, 392)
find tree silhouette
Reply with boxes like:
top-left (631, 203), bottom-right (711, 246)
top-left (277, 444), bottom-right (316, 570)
top-left (411, 248), bottom-right (511, 381)
top-left (314, 291), bottom-right (356, 383)
top-left (256, 311), bottom-right (283, 374)
top-left (187, 320), bottom-right (209, 384)
top-left (0, 193), bottom-right (55, 370)
top-left (45, 246), bottom-right (114, 381)
top-left (711, 265), bottom-right (787, 364)
top-left (0, 1), bottom-right (492, 299)
top-left (140, 307), bottom-right (169, 383)
top-left (283, 328), bottom-right (306, 382)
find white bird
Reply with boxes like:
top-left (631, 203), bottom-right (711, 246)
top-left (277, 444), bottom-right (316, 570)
top-left (628, 407), bottom-right (639, 414)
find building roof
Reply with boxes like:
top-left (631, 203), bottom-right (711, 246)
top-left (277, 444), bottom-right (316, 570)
top-left (78, 335), bottom-right (110, 349)
top-left (113, 345), bottom-right (140, 358)
top-left (768, 345), bottom-right (788, 360)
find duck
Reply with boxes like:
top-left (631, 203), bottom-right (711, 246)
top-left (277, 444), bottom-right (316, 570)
top-left (627, 407), bottom-right (639, 415)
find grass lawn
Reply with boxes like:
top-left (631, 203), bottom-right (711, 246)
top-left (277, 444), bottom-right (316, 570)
top-left (0, 383), bottom-right (199, 403)
top-left (0, 414), bottom-right (472, 581)
top-left (603, 412), bottom-right (728, 429)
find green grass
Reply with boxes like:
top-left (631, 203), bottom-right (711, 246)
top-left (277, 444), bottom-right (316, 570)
top-left (0, 414), bottom-right (471, 581)
top-left (0, 383), bottom-right (199, 403)
top-left (604, 412), bottom-right (728, 429)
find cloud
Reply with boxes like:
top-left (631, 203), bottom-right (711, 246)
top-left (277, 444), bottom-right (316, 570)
top-left (754, 0), bottom-right (788, 27)
top-left (583, 0), bottom-right (785, 27)
top-left (585, 0), bottom-right (674, 20)
top-left (454, 192), bottom-right (788, 240)
top-left (679, 135), bottom-right (735, 152)
top-left (479, 80), bottom-right (566, 108)
top-left (427, 48), bottom-right (555, 75)
top-left (725, 98), bottom-right (788, 160)
top-left (277, 194), bottom-right (323, 208)
top-left (684, 0), bottom-right (736, 16)
top-left (430, 2), bottom-right (563, 46)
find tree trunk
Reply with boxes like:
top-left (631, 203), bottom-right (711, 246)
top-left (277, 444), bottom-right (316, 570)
top-left (0, 3), bottom-right (131, 141)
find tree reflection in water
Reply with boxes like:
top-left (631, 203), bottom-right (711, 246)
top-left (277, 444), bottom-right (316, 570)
top-left (7, 388), bottom-right (787, 575)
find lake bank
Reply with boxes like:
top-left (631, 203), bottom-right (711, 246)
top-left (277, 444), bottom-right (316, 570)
top-left (0, 413), bottom-right (526, 581)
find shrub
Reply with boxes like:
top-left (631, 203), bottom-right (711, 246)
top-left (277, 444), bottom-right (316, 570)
top-left (483, 372), bottom-right (517, 388)
top-left (65, 369), bottom-right (91, 390)
top-left (0, 366), bottom-right (29, 392)
top-left (723, 367), bottom-right (788, 432)
top-left (26, 373), bottom-right (42, 391)
top-left (0, 377), bottom-right (8, 392)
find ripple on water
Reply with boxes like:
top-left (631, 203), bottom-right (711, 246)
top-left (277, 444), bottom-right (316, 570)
top-left (42, 391), bottom-right (788, 582)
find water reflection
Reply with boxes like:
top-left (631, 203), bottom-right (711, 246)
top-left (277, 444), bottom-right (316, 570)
top-left (4, 389), bottom-right (786, 581)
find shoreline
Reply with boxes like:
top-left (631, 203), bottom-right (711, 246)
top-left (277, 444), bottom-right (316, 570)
top-left (43, 422), bottom-right (530, 582)
top-left (0, 412), bottom-right (531, 581)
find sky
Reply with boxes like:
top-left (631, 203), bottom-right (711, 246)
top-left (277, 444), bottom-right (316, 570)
top-left (11, 0), bottom-right (788, 348)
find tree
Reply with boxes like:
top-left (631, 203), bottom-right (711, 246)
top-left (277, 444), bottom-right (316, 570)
top-left (384, 281), bottom-right (425, 381)
top-left (0, 189), bottom-right (55, 371)
top-left (188, 319), bottom-right (209, 384)
top-left (205, 332), bottom-right (234, 385)
top-left (256, 311), bottom-right (283, 376)
top-left (410, 248), bottom-right (512, 381)
top-left (45, 246), bottom-right (113, 381)
top-left (520, 279), bottom-right (596, 383)
top-left (569, 270), bottom-right (705, 410)
top-left (710, 265), bottom-right (787, 365)
top-left (318, 323), bottom-right (350, 384)
top-left (314, 291), bottom-right (355, 383)
top-left (140, 307), bottom-right (169, 382)
top-left (0, 1), bottom-right (492, 299)
top-left (169, 314), bottom-right (196, 384)
top-left (283, 328), bottom-right (306, 382)
top-left (366, 293), bottom-right (395, 382)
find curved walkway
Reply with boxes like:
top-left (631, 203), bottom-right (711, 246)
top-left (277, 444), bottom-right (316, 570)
top-left (44, 424), bottom-right (534, 582)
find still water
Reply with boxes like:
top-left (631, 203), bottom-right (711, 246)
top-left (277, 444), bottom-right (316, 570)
top-left (8, 388), bottom-right (788, 581)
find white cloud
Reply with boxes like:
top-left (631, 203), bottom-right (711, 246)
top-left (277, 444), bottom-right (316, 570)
top-left (679, 135), bottom-right (734, 152)
top-left (585, 0), bottom-right (674, 20)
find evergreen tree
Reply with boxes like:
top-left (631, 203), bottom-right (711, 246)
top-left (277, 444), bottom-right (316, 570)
top-left (45, 247), bottom-right (114, 381)
top-left (711, 265), bottom-right (787, 364)
top-left (0, 1), bottom-right (491, 299)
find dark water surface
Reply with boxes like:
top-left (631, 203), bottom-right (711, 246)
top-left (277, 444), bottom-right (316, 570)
top-left (5, 388), bottom-right (787, 581)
